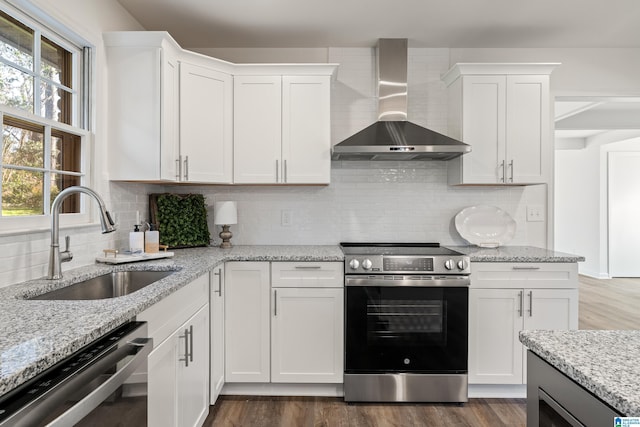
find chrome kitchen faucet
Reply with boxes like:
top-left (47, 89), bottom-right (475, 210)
top-left (48, 186), bottom-right (116, 279)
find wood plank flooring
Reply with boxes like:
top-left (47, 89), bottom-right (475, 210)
top-left (203, 274), bottom-right (640, 427)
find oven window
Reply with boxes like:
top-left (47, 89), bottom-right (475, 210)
top-left (367, 298), bottom-right (445, 345)
top-left (346, 286), bottom-right (468, 373)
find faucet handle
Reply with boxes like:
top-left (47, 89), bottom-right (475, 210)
top-left (61, 235), bottom-right (73, 263)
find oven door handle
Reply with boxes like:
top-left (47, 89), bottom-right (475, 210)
top-left (16, 337), bottom-right (152, 427)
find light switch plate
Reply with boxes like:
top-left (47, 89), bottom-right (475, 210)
top-left (526, 205), bottom-right (545, 222)
top-left (281, 210), bottom-right (293, 227)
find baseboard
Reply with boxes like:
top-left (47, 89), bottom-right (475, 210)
top-left (468, 384), bottom-right (526, 399)
top-left (221, 382), bottom-right (344, 397)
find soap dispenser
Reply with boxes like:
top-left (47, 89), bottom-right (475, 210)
top-left (129, 224), bottom-right (144, 254)
top-left (145, 223), bottom-right (160, 253)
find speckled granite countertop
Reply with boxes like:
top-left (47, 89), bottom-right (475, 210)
top-left (451, 245), bottom-right (585, 263)
top-left (520, 330), bottom-right (640, 416)
top-left (0, 245), bottom-right (343, 397)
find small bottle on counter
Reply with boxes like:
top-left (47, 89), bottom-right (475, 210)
top-left (129, 224), bottom-right (144, 254)
top-left (145, 223), bottom-right (160, 253)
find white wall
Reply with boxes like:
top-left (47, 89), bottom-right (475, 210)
top-left (0, 0), bottom-right (148, 287)
top-left (450, 48), bottom-right (640, 95)
top-left (555, 135), bottom-right (640, 278)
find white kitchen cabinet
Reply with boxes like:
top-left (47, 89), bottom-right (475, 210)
top-left (177, 305), bottom-right (210, 427)
top-left (443, 63), bottom-right (558, 185)
top-left (224, 261), bottom-right (344, 385)
top-left (271, 261), bottom-right (344, 383)
top-left (224, 262), bottom-right (271, 382)
top-left (179, 60), bottom-right (233, 183)
top-left (468, 262), bottom-right (578, 385)
top-left (210, 265), bottom-right (225, 404)
top-left (105, 32), bottom-right (180, 181)
top-left (138, 273), bottom-right (210, 427)
top-left (233, 75), bottom-right (332, 184)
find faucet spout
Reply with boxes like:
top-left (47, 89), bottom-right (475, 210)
top-left (48, 186), bottom-right (116, 280)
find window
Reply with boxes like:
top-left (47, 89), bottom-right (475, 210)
top-left (0, 5), bottom-right (90, 231)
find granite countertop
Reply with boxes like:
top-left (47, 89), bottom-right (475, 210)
top-left (451, 245), bottom-right (585, 263)
top-left (0, 245), bottom-right (343, 397)
top-left (520, 330), bottom-right (640, 416)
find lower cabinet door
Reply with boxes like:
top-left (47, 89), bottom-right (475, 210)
top-left (210, 266), bottom-right (225, 404)
top-left (148, 331), bottom-right (179, 427)
top-left (178, 305), bottom-right (210, 427)
top-left (468, 288), bottom-right (524, 384)
top-left (271, 287), bottom-right (344, 383)
top-left (224, 262), bottom-right (271, 382)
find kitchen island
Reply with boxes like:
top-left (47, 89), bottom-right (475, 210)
top-left (0, 245), bottom-right (343, 397)
top-left (520, 329), bottom-right (640, 417)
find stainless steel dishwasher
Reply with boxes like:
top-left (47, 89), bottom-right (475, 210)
top-left (0, 321), bottom-right (152, 427)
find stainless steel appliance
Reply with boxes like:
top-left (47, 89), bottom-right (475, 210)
top-left (331, 39), bottom-right (471, 161)
top-left (0, 321), bottom-right (152, 427)
top-left (342, 242), bottom-right (470, 403)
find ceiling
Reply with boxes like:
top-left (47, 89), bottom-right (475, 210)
top-left (115, 0), bottom-right (640, 49)
top-left (555, 97), bottom-right (640, 144)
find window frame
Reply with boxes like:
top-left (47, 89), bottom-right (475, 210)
top-left (0, 1), bottom-right (94, 234)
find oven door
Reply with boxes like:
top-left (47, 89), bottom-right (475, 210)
top-left (345, 280), bottom-right (468, 373)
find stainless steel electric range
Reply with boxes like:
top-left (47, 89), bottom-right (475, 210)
top-left (341, 242), bottom-right (471, 403)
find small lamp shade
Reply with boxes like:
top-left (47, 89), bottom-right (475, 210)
top-left (214, 201), bottom-right (237, 248)
top-left (214, 201), bottom-right (237, 225)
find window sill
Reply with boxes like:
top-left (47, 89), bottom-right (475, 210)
top-left (0, 221), bottom-right (103, 238)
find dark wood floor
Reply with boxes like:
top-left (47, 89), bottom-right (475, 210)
top-left (203, 274), bottom-right (640, 427)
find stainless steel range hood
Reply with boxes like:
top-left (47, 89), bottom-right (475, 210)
top-left (331, 39), bottom-right (470, 161)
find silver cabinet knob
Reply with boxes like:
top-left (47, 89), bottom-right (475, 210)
top-left (349, 259), bottom-right (360, 270)
top-left (457, 259), bottom-right (468, 270)
top-left (444, 259), bottom-right (454, 270)
top-left (362, 259), bottom-right (373, 270)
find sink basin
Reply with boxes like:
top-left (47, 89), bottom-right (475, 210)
top-left (30, 270), bottom-right (175, 300)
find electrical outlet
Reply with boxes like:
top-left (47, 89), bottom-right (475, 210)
top-left (526, 205), bottom-right (545, 222)
top-left (281, 210), bottom-right (293, 227)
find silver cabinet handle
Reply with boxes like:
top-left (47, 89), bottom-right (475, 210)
top-left (184, 155), bottom-right (189, 181)
top-left (284, 159), bottom-right (287, 183)
top-left (188, 324), bottom-right (194, 363)
top-left (274, 289), bottom-right (278, 316)
top-left (175, 157), bottom-right (181, 180)
top-left (509, 159), bottom-right (514, 182)
top-left (294, 265), bottom-right (322, 270)
top-left (528, 291), bottom-right (533, 317)
top-left (512, 266), bottom-right (541, 270)
top-left (180, 327), bottom-right (190, 367)
top-left (276, 159), bottom-right (279, 183)
top-left (499, 160), bottom-right (505, 183)
top-left (213, 269), bottom-right (222, 297)
top-left (518, 290), bottom-right (523, 317)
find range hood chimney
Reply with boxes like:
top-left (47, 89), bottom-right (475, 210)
top-left (331, 39), bottom-right (471, 161)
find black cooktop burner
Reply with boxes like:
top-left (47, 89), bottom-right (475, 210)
top-left (340, 242), bottom-right (462, 257)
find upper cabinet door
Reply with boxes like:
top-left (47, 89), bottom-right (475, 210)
top-left (505, 75), bottom-right (550, 184)
top-left (179, 62), bottom-right (233, 183)
top-left (105, 33), bottom-right (181, 182)
top-left (160, 45), bottom-right (180, 181)
top-left (282, 76), bottom-right (331, 184)
top-left (460, 75), bottom-right (507, 184)
top-left (233, 76), bottom-right (283, 184)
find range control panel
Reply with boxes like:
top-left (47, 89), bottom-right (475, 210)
top-left (345, 255), bottom-right (470, 275)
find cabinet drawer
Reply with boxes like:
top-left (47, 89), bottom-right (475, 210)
top-left (271, 262), bottom-right (343, 288)
top-left (138, 272), bottom-right (209, 345)
top-left (471, 262), bottom-right (578, 289)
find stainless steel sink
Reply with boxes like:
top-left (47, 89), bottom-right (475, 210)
top-left (30, 270), bottom-right (175, 300)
